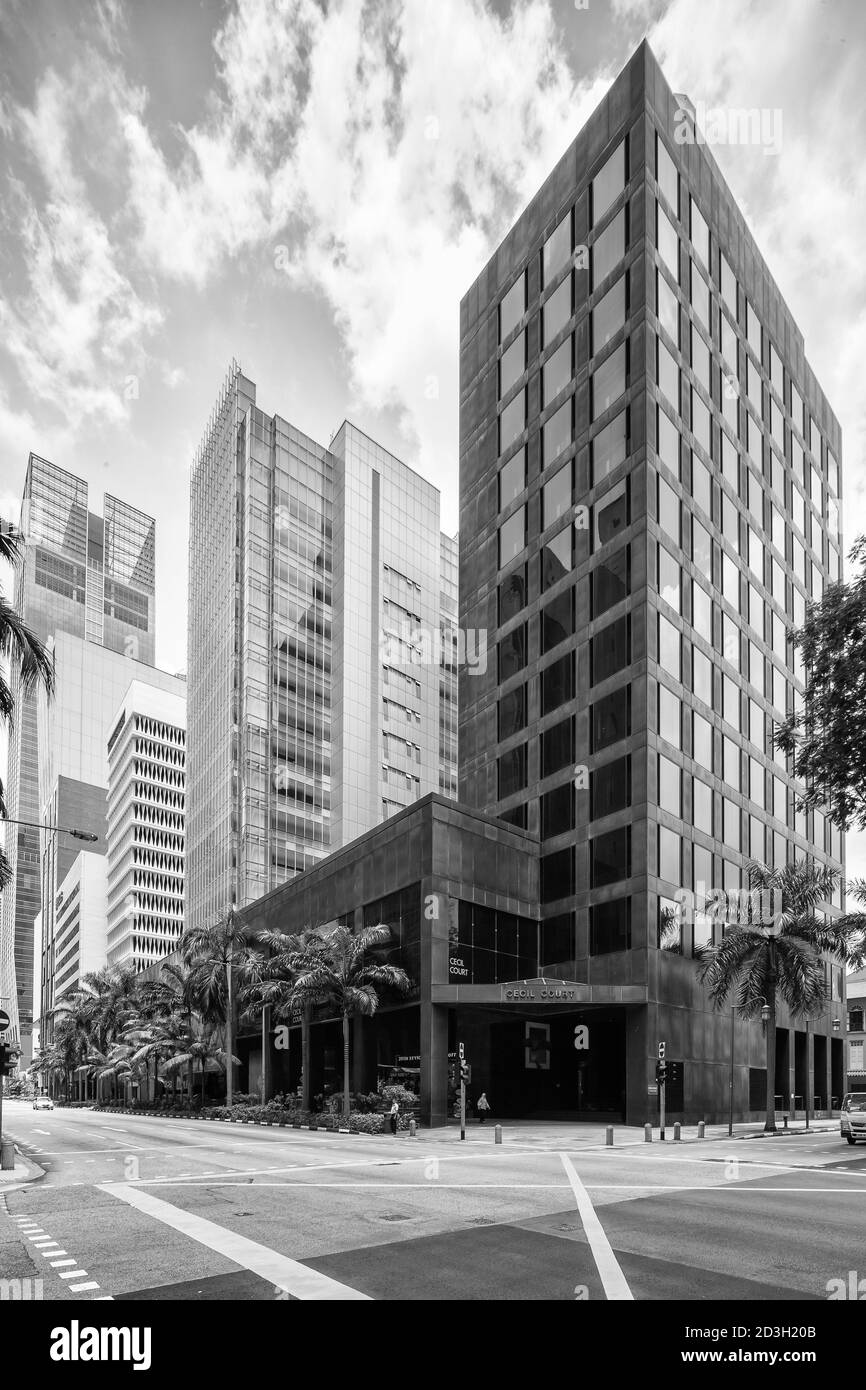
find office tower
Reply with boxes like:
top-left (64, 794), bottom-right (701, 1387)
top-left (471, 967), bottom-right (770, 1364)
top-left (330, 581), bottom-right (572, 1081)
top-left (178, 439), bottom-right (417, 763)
top-left (50, 853), bottom-right (109, 1004)
top-left (36, 635), bottom-right (181, 1028)
top-left (186, 366), bottom-right (457, 934)
top-left (106, 680), bottom-right (187, 972)
top-left (458, 40), bottom-right (846, 1118)
top-left (0, 456), bottom-right (156, 1062)
top-left (439, 533), bottom-right (459, 800)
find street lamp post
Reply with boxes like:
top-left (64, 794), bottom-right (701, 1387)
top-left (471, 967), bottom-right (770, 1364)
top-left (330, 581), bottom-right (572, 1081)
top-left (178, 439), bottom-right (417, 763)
top-left (0, 817), bottom-right (98, 842)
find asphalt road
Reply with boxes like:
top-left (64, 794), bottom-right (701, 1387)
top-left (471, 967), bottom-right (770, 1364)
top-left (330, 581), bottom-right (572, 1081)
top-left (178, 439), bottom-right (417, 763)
top-left (2, 1100), bottom-right (864, 1301)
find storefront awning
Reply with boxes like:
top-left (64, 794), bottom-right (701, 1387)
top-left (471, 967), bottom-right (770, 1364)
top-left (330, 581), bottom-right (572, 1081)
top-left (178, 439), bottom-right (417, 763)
top-left (431, 978), bottom-right (648, 1009)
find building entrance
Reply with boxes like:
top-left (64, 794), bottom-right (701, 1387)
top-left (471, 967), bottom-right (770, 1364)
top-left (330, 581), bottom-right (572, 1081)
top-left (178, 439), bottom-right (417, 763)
top-left (451, 1006), bottom-right (626, 1122)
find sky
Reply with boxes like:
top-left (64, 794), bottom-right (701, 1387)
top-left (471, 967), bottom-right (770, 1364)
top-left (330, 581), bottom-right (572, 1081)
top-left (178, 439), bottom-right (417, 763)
top-left (1, 0), bottom-right (865, 871)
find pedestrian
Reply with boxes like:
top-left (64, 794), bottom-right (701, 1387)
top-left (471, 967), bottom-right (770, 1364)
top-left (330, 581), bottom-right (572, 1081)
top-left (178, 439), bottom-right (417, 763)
top-left (477, 1091), bottom-right (491, 1124)
top-left (389, 1098), bottom-right (399, 1135)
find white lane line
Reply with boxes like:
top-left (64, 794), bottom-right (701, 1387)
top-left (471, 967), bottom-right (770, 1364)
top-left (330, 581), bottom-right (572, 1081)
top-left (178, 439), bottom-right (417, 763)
top-left (100, 1182), bottom-right (371, 1301)
top-left (32, 1239), bottom-right (58, 1248)
top-left (33, 1128), bottom-right (51, 1135)
top-left (58, 1270), bottom-right (89, 1280)
top-left (42, 1250), bottom-right (68, 1258)
top-left (69, 1281), bottom-right (100, 1292)
top-left (50, 1259), bottom-right (76, 1267)
top-left (560, 1153), bottom-right (633, 1302)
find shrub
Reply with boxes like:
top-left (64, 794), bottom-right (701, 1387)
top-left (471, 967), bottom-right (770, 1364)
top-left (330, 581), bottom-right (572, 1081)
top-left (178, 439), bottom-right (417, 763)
top-left (379, 1084), bottom-right (419, 1109)
top-left (349, 1113), bottom-right (385, 1134)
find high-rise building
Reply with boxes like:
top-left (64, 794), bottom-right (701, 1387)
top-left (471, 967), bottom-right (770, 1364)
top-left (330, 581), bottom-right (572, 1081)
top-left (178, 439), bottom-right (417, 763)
top-left (456, 39), bottom-right (846, 1117)
top-left (186, 366), bottom-right (458, 932)
top-left (36, 635), bottom-right (181, 1029)
top-left (106, 680), bottom-right (187, 973)
top-left (1, 456), bottom-right (156, 1061)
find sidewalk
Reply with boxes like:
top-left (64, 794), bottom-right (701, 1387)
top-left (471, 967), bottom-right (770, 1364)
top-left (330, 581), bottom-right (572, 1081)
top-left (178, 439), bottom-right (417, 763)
top-left (0, 1145), bottom-right (44, 1189)
top-left (426, 1117), bottom-right (840, 1147)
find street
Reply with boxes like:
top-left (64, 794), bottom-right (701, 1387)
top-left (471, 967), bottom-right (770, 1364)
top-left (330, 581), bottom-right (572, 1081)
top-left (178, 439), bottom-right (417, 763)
top-left (2, 1100), bottom-right (865, 1301)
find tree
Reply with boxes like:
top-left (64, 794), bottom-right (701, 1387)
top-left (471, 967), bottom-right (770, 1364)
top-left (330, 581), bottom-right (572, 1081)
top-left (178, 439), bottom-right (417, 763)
top-left (179, 908), bottom-right (262, 1107)
top-left (137, 961), bottom-right (203, 1107)
top-left (162, 1027), bottom-right (237, 1107)
top-left (244, 926), bottom-right (328, 1112)
top-left (51, 965), bottom-right (141, 1101)
top-left (0, 524), bottom-right (55, 889)
top-left (775, 536), bottom-right (866, 829)
top-left (698, 859), bottom-right (866, 1132)
top-left (291, 924), bottom-right (411, 1121)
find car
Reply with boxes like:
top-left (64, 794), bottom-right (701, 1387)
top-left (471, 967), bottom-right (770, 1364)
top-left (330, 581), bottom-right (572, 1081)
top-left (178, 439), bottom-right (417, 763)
top-left (840, 1093), bottom-right (866, 1144)
top-left (32, 1095), bottom-right (54, 1111)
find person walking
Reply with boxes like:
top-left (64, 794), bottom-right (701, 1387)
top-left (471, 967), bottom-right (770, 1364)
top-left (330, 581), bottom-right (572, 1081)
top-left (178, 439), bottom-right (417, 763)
top-left (477, 1092), bottom-right (491, 1124)
top-left (389, 1098), bottom-right (400, 1136)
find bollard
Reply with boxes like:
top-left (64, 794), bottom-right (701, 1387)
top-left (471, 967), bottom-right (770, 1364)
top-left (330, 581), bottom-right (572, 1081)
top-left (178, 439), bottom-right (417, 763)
top-left (697, 1120), bottom-right (705, 1139)
top-left (644, 1123), bottom-right (652, 1142)
top-left (674, 1121), bottom-right (681, 1142)
top-left (494, 1124), bottom-right (502, 1145)
top-left (783, 1115), bottom-right (788, 1131)
top-left (0, 1137), bottom-right (15, 1171)
top-left (409, 1119), bottom-right (416, 1138)
top-left (605, 1125), bottom-right (614, 1147)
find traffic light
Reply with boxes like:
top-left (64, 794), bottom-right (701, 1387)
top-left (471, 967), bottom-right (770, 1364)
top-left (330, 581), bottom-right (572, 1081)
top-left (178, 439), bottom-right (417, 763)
top-left (459, 1059), bottom-right (470, 1085)
top-left (655, 1060), bottom-right (667, 1086)
top-left (0, 1043), bottom-right (16, 1077)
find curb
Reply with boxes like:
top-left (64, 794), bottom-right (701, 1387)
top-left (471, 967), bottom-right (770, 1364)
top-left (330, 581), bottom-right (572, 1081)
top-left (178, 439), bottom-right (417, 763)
top-left (0, 1146), bottom-right (47, 1192)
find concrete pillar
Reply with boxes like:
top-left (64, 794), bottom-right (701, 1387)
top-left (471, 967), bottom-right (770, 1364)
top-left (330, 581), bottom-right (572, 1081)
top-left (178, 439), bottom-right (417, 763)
top-left (420, 1001), bottom-right (448, 1127)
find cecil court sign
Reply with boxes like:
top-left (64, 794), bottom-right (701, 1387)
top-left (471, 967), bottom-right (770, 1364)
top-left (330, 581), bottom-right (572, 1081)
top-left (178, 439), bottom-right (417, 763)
top-left (501, 984), bottom-right (578, 1003)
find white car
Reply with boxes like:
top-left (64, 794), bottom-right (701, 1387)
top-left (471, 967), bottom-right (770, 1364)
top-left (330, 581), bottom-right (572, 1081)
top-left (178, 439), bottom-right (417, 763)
top-left (32, 1095), bottom-right (54, 1111)
top-left (840, 1093), bottom-right (866, 1145)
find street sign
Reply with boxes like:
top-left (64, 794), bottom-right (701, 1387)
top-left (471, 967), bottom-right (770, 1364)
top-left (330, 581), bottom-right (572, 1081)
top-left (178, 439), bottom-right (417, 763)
top-left (0, 1009), bottom-right (9, 1031)
top-left (458, 1041), bottom-right (464, 1059)
top-left (658, 1040), bottom-right (666, 1060)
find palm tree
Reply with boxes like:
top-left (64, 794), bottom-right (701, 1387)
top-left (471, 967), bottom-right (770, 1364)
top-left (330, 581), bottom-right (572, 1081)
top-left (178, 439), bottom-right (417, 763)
top-left (0, 524), bottom-right (55, 889)
top-left (291, 923), bottom-right (412, 1121)
top-left (162, 1026), bottom-right (238, 1107)
top-left (52, 965), bottom-right (140, 1101)
top-left (137, 961), bottom-right (203, 1107)
top-left (179, 908), bottom-right (263, 1107)
top-left (244, 926), bottom-right (327, 1112)
top-left (699, 859), bottom-right (866, 1132)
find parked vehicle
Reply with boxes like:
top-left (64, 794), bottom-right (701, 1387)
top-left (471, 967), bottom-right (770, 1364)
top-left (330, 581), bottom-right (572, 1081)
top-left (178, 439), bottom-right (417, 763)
top-left (840, 1093), bottom-right (866, 1144)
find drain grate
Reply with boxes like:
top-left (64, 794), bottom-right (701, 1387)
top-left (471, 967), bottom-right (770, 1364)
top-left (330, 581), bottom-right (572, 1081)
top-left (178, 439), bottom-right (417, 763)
top-left (379, 1213), bottom-right (412, 1222)
top-left (467, 1217), bottom-right (496, 1226)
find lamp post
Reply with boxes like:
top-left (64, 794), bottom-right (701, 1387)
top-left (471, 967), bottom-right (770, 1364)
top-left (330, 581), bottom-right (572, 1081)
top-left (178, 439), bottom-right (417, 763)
top-left (0, 817), bottom-right (98, 842)
top-left (730, 999), bottom-right (770, 1137)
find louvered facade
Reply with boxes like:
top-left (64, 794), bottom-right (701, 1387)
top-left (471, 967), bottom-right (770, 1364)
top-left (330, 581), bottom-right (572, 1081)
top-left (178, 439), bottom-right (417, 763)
top-left (106, 681), bottom-right (187, 972)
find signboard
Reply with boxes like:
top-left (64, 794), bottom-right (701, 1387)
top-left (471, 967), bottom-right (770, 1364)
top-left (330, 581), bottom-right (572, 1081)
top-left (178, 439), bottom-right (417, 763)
top-left (501, 983), bottom-right (578, 1003)
top-left (0, 1009), bottom-right (9, 1032)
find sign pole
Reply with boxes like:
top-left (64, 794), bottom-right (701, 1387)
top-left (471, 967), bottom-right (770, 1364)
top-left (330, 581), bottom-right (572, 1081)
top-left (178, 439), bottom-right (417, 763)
top-left (659, 1076), bottom-right (666, 1142)
top-left (459, 1040), bottom-right (466, 1141)
top-left (658, 1040), bottom-right (666, 1142)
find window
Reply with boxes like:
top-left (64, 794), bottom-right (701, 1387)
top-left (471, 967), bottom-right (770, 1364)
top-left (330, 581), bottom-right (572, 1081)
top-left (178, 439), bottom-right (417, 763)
top-left (692, 648), bottom-right (712, 707)
top-left (499, 390), bottom-right (525, 453)
top-left (693, 517), bottom-right (711, 572)
top-left (659, 685), bottom-right (681, 745)
top-left (498, 449), bottom-right (525, 509)
top-left (591, 615), bottom-right (630, 684)
top-left (500, 273), bottom-right (526, 342)
top-left (658, 895), bottom-right (683, 952)
top-left (541, 847), bottom-right (574, 903)
top-left (723, 735), bottom-right (740, 790)
top-left (658, 826), bottom-right (681, 883)
top-left (592, 274), bottom-right (627, 353)
top-left (657, 203), bottom-right (679, 281)
top-left (541, 588), bottom-right (574, 653)
top-left (657, 409), bottom-right (679, 477)
top-left (543, 398), bottom-right (572, 467)
top-left (691, 391), bottom-right (711, 456)
top-left (498, 744), bottom-right (527, 798)
top-left (750, 757), bottom-right (765, 810)
top-left (499, 333), bottom-right (525, 399)
top-left (723, 674), bottom-right (740, 730)
top-left (498, 624), bottom-right (527, 680)
top-left (498, 686), bottom-right (526, 739)
top-left (657, 338), bottom-right (679, 411)
top-left (592, 409), bottom-right (628, 485)
top-left (540, 527), bottom-right (573, 591)
top-left (658, 614), bottom-right (681, 679)
top-left (543, 336), bottom-right (573, 405)
top-left (746, 301), bottom-right (762, 358)
top-left (541, 716), bottom-right (574, 776)
top-left (540, 914), bottom-right (575, 971)
top-left (693, 778), bottom-right (713, 834)
top-left (723, 798), bottom-right (740, 851)
top-left (498, 566), bottom-right (527, 623)
top-left (720, 311), bottom-right (737, 373)
top-left (747, 357), bottom-right (762, 413)
top-left (543, 275), bottom-right (573, 346)
top-left (591, 826), bottom-right (631, 886)
top-left (693, 844), bottom-right (713, 897)
top-left (591, 140), bottom-right (626, 226)
top-left (690, 196), bottom-right (709, 266)
top-left (591, 757), bottom-right (631, 817)
top-left (774, 776), bottom-right (787, 825)
top-left (541, 652), bottom-right (574, 714)
top-left (543, 462), bottom-right (572, 528)
top-left (692, 581), bottom-right (711, 638)
top-left (658, 545), bottom-right (681, 613)
top-left (592, 342), bottom-right (627, 420)
top-left (657, 271), bottom-right (679, 343)
top-left (594, 479), bottom-right (629, 548)
top-left (769, 343), bottom-right (783, 397)
top-left (693, 711), bottom-right (713, 772)
top-left (498, 508), bottom-right (525, 567)
top-left (591, 209), bottom-right (626, 292)
top-left (542, 212), bottom-right (572, 286)
top-left (592, 546), bottom-right (630, 617)
top-left (690, 263), bottom-right (710, 332)
top-left (721, 433), bottom-right (738, 491)
top-left (656, 134), bottom-right (679, 213)
top-left (541, 783), bottom-right (575, 838)
top-left (691, 327), bottom-right (711, 392)
top-left (720, 252), bottom-right (737, 316)
top-left (590, 898), bottom-right (631, 955)
top-left (658, 754), bottom-right (681, 816)
top-left (591, 685), bottom-right (631, 751)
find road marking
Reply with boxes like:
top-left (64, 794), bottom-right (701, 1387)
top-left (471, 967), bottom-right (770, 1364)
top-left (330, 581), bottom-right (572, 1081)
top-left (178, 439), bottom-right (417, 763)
top-left (32, 1239), bottom-right (58, 1248)
top-left (69, 1281), bottom-right (100, 1292)
top-left (58, 1270), bottom-right (89, 1280)
top-left (42, 1250), bottom-right (68, 1258)
top-left (560, 1153), bottom-right (633, 1301)
top-left (33, 1128), bottom-right (51, 1135)
top-left (50, 1259), bottom-right (76, 1267)
top-left (100, 1182), bottom-right (371, 1301)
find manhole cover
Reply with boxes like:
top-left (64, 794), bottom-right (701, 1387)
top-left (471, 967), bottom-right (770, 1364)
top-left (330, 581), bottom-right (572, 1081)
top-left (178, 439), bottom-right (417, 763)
top-left (379, 1214), bottom-right (412, 1222)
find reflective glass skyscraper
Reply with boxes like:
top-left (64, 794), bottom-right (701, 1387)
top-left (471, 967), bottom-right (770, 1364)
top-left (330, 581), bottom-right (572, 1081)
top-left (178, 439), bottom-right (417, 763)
top-left (186, 367), bottom-right (457, 933)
